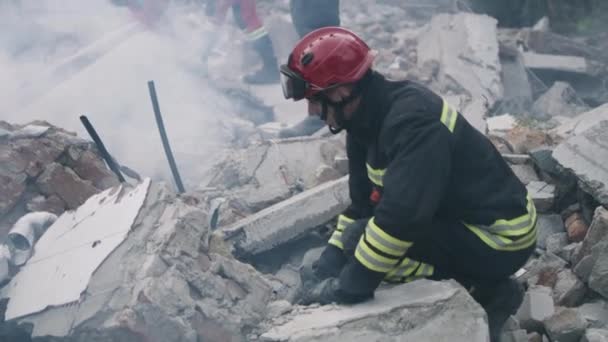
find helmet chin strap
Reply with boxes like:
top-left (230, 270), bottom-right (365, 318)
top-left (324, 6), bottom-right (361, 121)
top-left (319, 88), bottom-right (362, 135)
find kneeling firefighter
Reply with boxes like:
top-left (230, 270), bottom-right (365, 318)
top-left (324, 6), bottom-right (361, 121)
top-left (280, 27), bottom-right (537, 341)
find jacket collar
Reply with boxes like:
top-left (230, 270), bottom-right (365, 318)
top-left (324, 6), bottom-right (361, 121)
top-left (347, 71), bottom-right (392, 142)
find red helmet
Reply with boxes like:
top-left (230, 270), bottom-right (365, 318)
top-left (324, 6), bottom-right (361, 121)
top-left (280, 27), bottom-right (375, 101)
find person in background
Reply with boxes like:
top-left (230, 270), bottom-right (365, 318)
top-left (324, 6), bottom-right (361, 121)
top-left (204, 0), bottom-right (279, 84)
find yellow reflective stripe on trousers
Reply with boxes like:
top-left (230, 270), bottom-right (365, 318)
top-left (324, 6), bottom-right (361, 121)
top-left (480, 196), bottom-right (537, 236)
top-left (464, 194), bottom-right (537, 251)
top-left (440, 100), bottom-right (457, 133)
top-left (385, 258), bottom-right (418, 279)
top-left (246, 27), bottom-right (268, 41)
top-left (366, 164), bottom-right (385, 187)
top-left (367, 218), bottom-right (412, 256)
top-left (385, 258), bottom-right (434, 282)
top-left (355, 236), bottom-right (400, 273)
top-left (405, 262), bottom-right (435, 282)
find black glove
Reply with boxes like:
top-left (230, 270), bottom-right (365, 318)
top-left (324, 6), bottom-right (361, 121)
top-left (298, 278), bottom-right (374, 305)
top-left (312, 245), bottom-right (346, 280)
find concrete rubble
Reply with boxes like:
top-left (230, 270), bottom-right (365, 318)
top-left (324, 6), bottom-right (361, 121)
top-left (531, 81), bottom-right (589, 120)
top-left (0, 121), bottom-right (119, 242)
top-left (553, 119), bottom-right (608, 207)
top-left (258, 280), bottom-right (490, 342)
top-left (2, 180), bottom-right (276, 341)
top-left (417, 13), bottom-right (503, 134)
top-left (223, 176), bottom-right (349, 257)
top-left (3, 2), bottom-right (608, 341)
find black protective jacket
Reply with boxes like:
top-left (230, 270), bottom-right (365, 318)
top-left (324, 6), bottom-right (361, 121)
top-left (336, 71), bottom-right (534, 296)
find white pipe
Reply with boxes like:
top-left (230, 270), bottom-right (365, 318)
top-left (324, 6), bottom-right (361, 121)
top-left (8, 212), bottom-right (58, 266)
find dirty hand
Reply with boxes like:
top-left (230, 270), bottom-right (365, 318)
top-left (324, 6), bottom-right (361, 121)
top-left (298, 277), bottom-right (373, 306)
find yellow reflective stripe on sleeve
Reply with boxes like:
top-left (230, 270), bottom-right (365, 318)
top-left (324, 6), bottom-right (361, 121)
top-left (336, 215), bottom-right (355, 232)
top-left (366, 164), bottom-right (385, 187)
top-left (440, 100), bottom-right (458, 133)
top-left (328, 230), bottom-right (344, 249)
top-left (355, 236), bottom-right (400, 273)
top-left (246, 27), bottom-right (268, 41)
top-left (367, 218), bottom-right (412, 253)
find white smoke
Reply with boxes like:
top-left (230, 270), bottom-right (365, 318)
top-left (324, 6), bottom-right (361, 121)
top-left (0, 0), bottom-right (250, 188)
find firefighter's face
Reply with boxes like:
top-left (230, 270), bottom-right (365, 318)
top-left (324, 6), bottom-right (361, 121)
top-left (307, 85), bottom-right (361, 128)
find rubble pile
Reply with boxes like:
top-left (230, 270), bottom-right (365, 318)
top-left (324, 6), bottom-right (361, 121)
top-left (0, 121), bottom-right (119, 242)
top-left (2, 2), bottom-right (608, 342)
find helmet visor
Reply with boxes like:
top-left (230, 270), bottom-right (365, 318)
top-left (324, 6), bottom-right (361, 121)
top-left (280, 64), bottom-right (308, 101)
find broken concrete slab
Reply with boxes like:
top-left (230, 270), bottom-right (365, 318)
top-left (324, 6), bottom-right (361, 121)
top-left (543, 307), bottom-right (588, 342)
top-left (522, 52), bottom-right (590, 75)
top-left (515, 285), bottom-right (556, 332)
top-left (417, 13), bottom-right (503, 134)
top-left (553, 120), bottom-right (608, 206)
top-left (202, 136), bottom-right (346, 212)
top-left (536, 215), bottom-right (565, 249)
top-left (531, 81), bottom-right (590, 120)
top-left (554, 103), bottom-right (608, 138)
top-left (2, 181), bottom-right (275, 340)
top-left (259, 280), bottom-right (489, 342)
top-left (223, 176), bottom-right (349, 257)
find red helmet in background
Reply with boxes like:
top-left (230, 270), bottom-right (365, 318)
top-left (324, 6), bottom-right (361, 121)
top-left (280, 27), bottom-right (375, 101)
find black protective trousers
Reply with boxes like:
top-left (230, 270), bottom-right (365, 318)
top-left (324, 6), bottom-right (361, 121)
top-left (341, 218), bottom-right (535, 291)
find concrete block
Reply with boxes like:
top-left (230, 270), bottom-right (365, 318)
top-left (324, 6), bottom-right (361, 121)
top-left (543, 307), bottom-right (588, 342)
top-left (546, 233), bottom-right (568, 256)
top-left (260, 280), bottom-right (489, 342)
top-left (531, 81), bottom-right (589, 119)
top-left (553, 121), bottom-right (608, 206)
top-left (558, 243), bottom-right (581, 264)
top-left (536, 215), bottom-right (566, 249)
top-left (527, 182), bottom-right (556, 213)
top-left (589, 246), bottom-right (608, 299)
top-left (512, 164), bottom-right (540, 185)
top-left (522, 52), bottom-right (589, 74)
top-left (581, 329), bottom-right (608, 342)
top-left (554, 103), bottom-right (608, 138)
top-left (553, 269), bottom-right (586, 307)
top-left (579, 300), bottom-right (608, 329)
top-left (223, 176), bottom-right (349, 257)
top-left (515, 286), bottom-right (555, 332)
